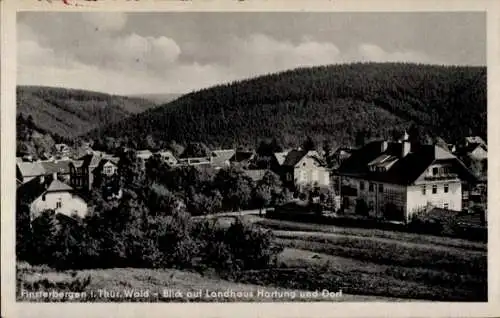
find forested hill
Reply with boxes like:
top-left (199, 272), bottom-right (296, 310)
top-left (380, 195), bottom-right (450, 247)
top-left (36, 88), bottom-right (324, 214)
top-left (17, 86), bottom-right (159, 138)
top-left (89, 63), bottom-right (486, 149)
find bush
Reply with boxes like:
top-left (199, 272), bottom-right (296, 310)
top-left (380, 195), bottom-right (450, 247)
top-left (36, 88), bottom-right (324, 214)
top-left (194, 218), bottom-right (283, 273)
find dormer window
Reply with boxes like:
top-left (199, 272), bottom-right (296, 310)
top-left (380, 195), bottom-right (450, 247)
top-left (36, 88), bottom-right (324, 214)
top-left (432, 167), bottom-right (438, 175)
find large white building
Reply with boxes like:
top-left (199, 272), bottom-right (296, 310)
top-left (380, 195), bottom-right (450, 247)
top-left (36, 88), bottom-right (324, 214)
top-left (337, 137), bottom-right (477, 222)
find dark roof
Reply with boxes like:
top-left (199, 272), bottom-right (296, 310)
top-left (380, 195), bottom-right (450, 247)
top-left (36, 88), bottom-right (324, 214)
top-left (337, 140), bottom-right (477, 185)
top-left (282, 150), bottom-right (327, 167)
top-left (79, 154), bottom-right (102, 168)
top-left (230, 151), bottom-right (255, 163)
top-left (459, 143), bottom-right (487, 154)
top-left (283, 150), bottom-right (308, 166)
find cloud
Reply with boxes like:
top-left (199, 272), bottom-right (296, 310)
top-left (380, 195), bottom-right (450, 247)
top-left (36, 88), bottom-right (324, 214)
top-left (17, 26), bottom-right (438, 95)
top-left (110, 34), bottom-right (181, 70)
top-left (228, 34), bottom-right (342, 76)
top-left (81, 13), bottom-right (128, 32)
top-left (356, 43), bottom-right (435, 64)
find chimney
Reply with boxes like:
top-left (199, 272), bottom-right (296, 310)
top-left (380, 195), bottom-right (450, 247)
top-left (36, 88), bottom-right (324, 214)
top-left (52, 172), bottom-right (58, 181)
top-left (381, 141), bottom-right (388, 152)
top-left (402, 141), bottom-right (411, 157)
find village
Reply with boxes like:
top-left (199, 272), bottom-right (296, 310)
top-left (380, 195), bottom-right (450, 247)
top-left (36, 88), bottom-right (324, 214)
top-left (16, 131), bottom-right (487, 235)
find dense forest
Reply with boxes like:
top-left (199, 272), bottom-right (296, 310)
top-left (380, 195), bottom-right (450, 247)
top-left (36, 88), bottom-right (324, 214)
top-left (17, 86), bottom-right (158, 138)
top-left (88, 63), bottom-right (486, 150)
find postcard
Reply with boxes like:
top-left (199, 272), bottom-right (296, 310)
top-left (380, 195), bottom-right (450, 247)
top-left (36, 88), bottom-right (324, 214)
top-left (1, 0), bottom-right (499, 317)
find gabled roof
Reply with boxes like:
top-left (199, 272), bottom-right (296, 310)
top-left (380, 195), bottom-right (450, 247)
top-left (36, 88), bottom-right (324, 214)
top-left (40, 160), bottom-right (72, 175)
top-left (211, 149), bottom-right (236, 167)
top-left (17, 162), bottom-right (46, 178)
top-left (79, 154), bottom-right (102, 168)
top-left (337, 140), bottom-right (476, 185)
top-left (46, 179), bottom-right (73, 192)
top-left (273, 152), bottom-right (289, 165)
top-left (242, 169), bottom-right (269, 182)
top-left (17, 175), bottom-right (74, 205)
top-left (282, 150), bottom-right (308, 167)
top-left (230, 151), bottom-right (255, 163)
top-left (282, 150), bottom-right (326, 167)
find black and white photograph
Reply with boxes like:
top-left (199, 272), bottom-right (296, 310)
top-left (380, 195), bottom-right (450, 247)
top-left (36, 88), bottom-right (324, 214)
top-left (5, 4), bottom-right (493, 311)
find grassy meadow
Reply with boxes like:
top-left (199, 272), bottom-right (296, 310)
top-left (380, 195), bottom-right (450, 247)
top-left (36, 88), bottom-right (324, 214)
top-left (17, 215), bottom-right (487, 302)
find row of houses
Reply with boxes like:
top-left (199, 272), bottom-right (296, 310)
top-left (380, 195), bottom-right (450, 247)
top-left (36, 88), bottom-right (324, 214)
top-left (16, 133), bottom-right (486, 224)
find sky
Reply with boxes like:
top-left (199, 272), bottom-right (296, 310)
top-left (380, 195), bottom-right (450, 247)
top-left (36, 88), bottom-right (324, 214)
top-left (17, 12), bottom-right (486, 95)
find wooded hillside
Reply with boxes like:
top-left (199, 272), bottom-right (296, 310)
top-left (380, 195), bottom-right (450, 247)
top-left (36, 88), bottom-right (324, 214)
top-left (89, 63), bottom-right (485, 149)
top-left (17, 86), bottom-right (158, 138)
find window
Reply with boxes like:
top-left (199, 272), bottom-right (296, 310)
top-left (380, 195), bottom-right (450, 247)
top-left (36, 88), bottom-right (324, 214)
top-left (369, 183), bottom-right (374, 192)
top-left (360, 181), bottom-right (365, 191)
top-left (56, 201), bottom-right (62, 209)
top-left (443, 203), bottom-right (449, 209)
top-left (378, 184), bottom-right (384, 193)
top-left (432, 167), bottom-right (438, 175)
top-left (432, 185), bottom-right (437, 194)
top-left (444, 184), bottom-right (449, 193)
top-left (286, 173), bottom-right (292, 181)
top-left (421, 185), bottom-right (426, 195)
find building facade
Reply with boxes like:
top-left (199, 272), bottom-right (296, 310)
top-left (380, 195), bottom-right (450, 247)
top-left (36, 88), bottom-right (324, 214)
top-left (337, 138), bottom-right (476, 222)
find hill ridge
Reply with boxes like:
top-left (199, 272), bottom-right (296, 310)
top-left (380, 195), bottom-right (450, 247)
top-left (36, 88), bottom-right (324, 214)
top-left (85, 62), bottom-right (485, 149)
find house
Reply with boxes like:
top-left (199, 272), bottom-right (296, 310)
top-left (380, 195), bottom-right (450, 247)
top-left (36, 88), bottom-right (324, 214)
top-left (177, 156), bottom-right (212, 167)
top-left (39, 160), bottom-right (72, 183)
top-left (464, 136), bottom-right (486, 147)
top-left (459, 142), bottom-right (487, 161)
top-left (331, 147), bottom-right (355, 168)
top-left (336, 136), bottom-right (477, 222)
top-left (97, 159), bottom-right (118, 177)
top-left (230, 150), bottom-right (256, 168)
top-left (54, 143), bottom-right (71, 155)
top-left (16, 162), bottom-right (46, 183)
top-left (136, 150), bottom-right (154, 170)
top-left (17, 174), bottom-right (88, 220)
top-left (278, 149), bottom-right (330, 190)
top-left (157, 150), bottom-right (178, 166)
top-left (16, 160), bottom-right (72, 184)
top-left (211, 149), bottom-right (236, 169)
top-left (69, 153), bottom-right (102, 191)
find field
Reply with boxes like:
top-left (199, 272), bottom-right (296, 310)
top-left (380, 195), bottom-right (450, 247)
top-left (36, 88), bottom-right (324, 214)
top-left (16, 262), bottom-right (403, 302)
top-left (17, 214), bottom-right (487, 302)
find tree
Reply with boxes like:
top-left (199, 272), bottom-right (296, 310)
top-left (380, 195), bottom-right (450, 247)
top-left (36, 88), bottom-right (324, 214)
top-left (253, 185), bottom-right (272, 217)
top-left (302, 136), bottom-right (316, 151)
top-left (180, 142), bottom-right (210, 158)
top-left (214, 168), bottom-right (254, 211)
top-left (322, 139), bottom-right (332, 163)
top-left (30, 210), bottom-right (60, 265)
top-left (16, 204), bottom-right (32, 260)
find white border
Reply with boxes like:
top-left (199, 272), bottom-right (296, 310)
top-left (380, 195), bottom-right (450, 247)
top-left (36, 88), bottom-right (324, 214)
top-left (2, 0), bottom-right (499, 317)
